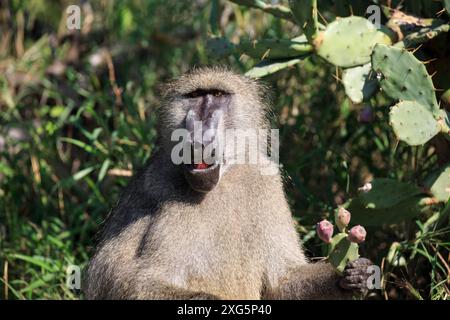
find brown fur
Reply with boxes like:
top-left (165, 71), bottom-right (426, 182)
top-left (84, 67), bottom-right (363, 300)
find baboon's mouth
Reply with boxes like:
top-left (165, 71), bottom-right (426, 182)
top-left (188, 161), bottom-right (218, 171)
top-left (183, 162), bottom-right (221, 193)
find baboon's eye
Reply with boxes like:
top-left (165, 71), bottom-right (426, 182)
top-left (187, 91), bottom-right (200, 98)
top-left (213, 91), bottom-right (223, 97)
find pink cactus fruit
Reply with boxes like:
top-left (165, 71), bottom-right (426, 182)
top-left (347, 225), bottom-right (367, 244)
top-left (359, 106), bottom-right (373, 123)
top-left (316, 219), bottom-right (334, 243)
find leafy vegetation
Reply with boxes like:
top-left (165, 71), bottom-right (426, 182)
top-left (0, 0), bottom-right (449, 300)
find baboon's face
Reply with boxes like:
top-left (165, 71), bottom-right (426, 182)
top-left (178, 88), bottom-right (232, 193)
top-left (160, 68), bottom-right (265, 193)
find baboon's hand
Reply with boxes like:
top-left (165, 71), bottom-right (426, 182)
top-left (339, 257), bottom-right (373, 297)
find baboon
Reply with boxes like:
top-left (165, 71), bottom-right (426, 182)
top-left (85, 67), bottom-right (372, 300)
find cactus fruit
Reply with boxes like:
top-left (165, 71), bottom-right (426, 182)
top-left (328, 233), bottom-right (359, 273)
top-left (315, 17), bottom-right (392, 68)
top-left (424, 164), bottom-right (450, 202)
top-left (389, 101), bottom-right (441, 146)
top-left (245, 57), bottom-right (305, 78)
top-left (372, 44), bottom-right (440, 116)
top-left (358, 105), bottom-right (374, 123)
top-left (289, 0), bottom-right (319, 42)
top-left (335, 207), bottom-right (351, 232)
top-left (316, 219), bottom-right (334, 243)
top-left (347, 225), bottom-right (367, 243)
top-left (342, 63), bottom-right (379, 104)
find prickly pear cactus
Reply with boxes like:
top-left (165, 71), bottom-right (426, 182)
top-left (372, 44), bottom-right (440, 116)
top-left (245, 57), bottom-right (304, 78)
top-left (342, 63), bottom-right (378, 104)
top-left (236, 38), bottom-right (312, 60)
top-left (348, 196), bottom-right (423, 226)
top-left (424, 164), bottom-right (450, 202)
top-left (206, 37), bottom-right (235, 59)
top-left (357, 178), bottom-right (423, 209)
top-left (289, 0), bottom-right (319, 42)
top-left (389, 101), bottom-right (441, 146)
top-left (218, 2), bottom-right (450, 273)
top-left (315, 17), bottom-right (392, 68)
top-left (328, 233), bottom-right (359, 274)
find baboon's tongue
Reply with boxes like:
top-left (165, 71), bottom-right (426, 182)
top-left (194, 161), bottom-right (210, 170)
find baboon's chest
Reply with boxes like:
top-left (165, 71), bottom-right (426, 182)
top-left (145, 197), bottom-right (264, 298)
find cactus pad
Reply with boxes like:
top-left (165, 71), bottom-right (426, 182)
top-left (372, 44), bottom-right (440, 115)
top-left (245, 57), bottom-right (305, 78)
top-left (348, 195), bottom-right (423, 226)
top-left (389, 101), bottom-right (441, 146)
top-left (328, 233), bottom-right (359, 274)
top-left (205, 37), bottom-right (235, 59)
top-left (342, 63), bottom-right (379, 103)
top-left (357, 178), bottom-right (422, 209)
top-left (315, 17), bottom-right (392, 68)
top-left (424, 164), bottom-right (450, 202)
top-left (237, 38), bottom-right (313, 60)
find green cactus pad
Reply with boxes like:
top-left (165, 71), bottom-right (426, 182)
top-left (389, 101), bottom-right (441, 146)
top-left (236, 38), bottom-right (313, 60)
top-left (357, 178), bottom-right (423, 209)
top-left (245, 57), bottom-right (306, 78)
top-left (348, 195), bottom-right (423, 226)
top-left (372, 44), bottom-right (440, 116)
top-left (289, 0), bottom-right (319, 42)
top-left (229, 0), bottom-right (294, 21)
top-left (424, 164), bottom-right (450, 202)
top-left (401, 20), bottom-right (450, 48)
top-left (342, 63), bottom-right (379, 104)
top-left (315, 17), bottom-right (392, 68)
top-left (205, 37), bottom-right (236, 59)
top-left (328, 233), bottom-right (359, 274)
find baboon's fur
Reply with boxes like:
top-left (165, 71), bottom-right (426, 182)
top-left (85, 67), bottom-right (363, 299)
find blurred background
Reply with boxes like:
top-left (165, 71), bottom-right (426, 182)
top-left (0, 0), bottom-right (449, 299)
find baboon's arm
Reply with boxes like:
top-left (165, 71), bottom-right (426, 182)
top-left (265, 262), bottom-right (351, 300)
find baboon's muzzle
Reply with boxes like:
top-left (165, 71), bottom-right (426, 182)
top-left (182, 89), bottom-right (230, 193)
